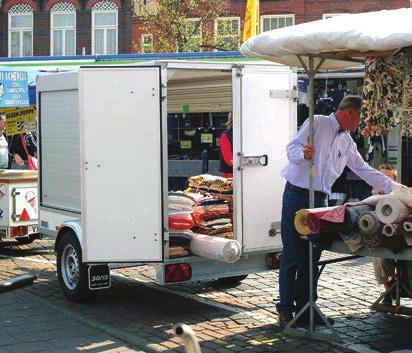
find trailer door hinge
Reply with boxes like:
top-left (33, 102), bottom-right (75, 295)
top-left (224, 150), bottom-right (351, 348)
top-left (238, 152), bottom-right (268, 170)
top-left (269, 88), bottom-right (298, 101)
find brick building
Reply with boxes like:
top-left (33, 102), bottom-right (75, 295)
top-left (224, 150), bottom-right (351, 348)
top-left (0, 0), bottom-right (132, 57)
top-left (132, 0), bottom-right (411, 53)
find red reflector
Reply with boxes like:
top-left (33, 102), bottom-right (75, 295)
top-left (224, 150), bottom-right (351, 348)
top-left (19, 226), bottom-right (28, 236)
top-left (165, 263), bottom-right (192, 283)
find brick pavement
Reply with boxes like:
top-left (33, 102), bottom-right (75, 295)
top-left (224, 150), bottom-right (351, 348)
top-left (1, 240), bottom-right (412, 353)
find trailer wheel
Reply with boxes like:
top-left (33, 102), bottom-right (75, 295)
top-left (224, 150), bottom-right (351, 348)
top-left (56, 231), bottom-right (90, 302)
top-left (216, 275), bottom-right (248, 286)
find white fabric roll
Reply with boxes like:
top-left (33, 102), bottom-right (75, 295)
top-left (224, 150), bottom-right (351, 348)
top-left (190, 234), bottom-right (241, 263)
top-left (393, 188), bottom-right (412, 208)
top-left (376, 196), bottom-right (411, 224)
top-left (346, 194), bottom-right (387, 207)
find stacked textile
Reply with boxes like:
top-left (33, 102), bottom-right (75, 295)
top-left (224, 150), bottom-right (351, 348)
top-left (192, 197), bottom-right (233, 239)
top-left (168, 192), bottom-right (198, 258)
top-left (188, 174), bottom-right (233, 202)
top-left (294, 188), bottom-right (412, 253)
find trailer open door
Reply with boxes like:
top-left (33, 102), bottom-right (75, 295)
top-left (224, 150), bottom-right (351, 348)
top-left (80, 67), bottom-right (164, 263)
top-left (236, 67), bottom-right (297, 253)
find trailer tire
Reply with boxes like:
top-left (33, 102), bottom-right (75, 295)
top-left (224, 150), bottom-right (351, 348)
top-left (56, 231), bottom-right (90, 302)
top-left (216, 274), bottom-right (248, 286)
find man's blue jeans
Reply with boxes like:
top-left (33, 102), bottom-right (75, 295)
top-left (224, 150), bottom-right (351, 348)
top-left (276, 181), bottom-right (328, 313)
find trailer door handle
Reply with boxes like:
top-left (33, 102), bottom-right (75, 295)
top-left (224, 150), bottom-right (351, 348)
top-left (238, 153), bottom-right (268, 170)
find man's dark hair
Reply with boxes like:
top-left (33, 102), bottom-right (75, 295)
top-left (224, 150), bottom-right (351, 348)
top-left (337, 96), bottom-right (362, 111)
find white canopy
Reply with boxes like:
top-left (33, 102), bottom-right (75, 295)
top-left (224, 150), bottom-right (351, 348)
top-left (240, 8), bottom-right (412, 69)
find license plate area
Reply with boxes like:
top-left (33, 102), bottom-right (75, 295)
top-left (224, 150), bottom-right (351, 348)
top-left (88, 264), bottom-right (111, 290)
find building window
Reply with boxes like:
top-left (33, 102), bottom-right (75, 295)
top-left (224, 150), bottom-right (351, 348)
top-left (215, 17), bottom-right (240, 51)
top-left (261, 14), bottom-right (294, 32)
top-left (51, 2), bottom-right (76, 56)
top-left (8, 3), bottom-right (33, 57)
top-left (141, 34), bottom-right (153, 53)
top-left (92, 0), bottom-right (118, 55)
top-left (182, 18), bottom-right (202, 52)
top-left (322, 13), bottom-right (345, 19)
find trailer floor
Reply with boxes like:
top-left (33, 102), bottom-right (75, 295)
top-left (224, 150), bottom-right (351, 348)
top-left (1, 240), bottom-right (412, 353)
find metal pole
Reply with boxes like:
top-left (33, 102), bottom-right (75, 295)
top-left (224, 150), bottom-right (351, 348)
top-left (283, 55), bottom-right (340, 342)
top-left (308, 56), bottom-right (315, 332)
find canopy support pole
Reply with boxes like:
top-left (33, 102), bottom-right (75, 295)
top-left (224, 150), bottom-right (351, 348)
top-left (283, 55), bottom-right (341, 343)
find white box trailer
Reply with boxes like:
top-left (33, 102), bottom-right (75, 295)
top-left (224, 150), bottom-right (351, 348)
top-left (37, 61), bottom-right (297, 301)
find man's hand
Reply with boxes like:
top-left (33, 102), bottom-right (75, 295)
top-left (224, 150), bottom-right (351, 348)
top-left (303, 144), bottom-right (315, 161)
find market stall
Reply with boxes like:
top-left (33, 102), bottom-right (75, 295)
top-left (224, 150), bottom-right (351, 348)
top-left (241, 7), bottom-right (412, 341)
top-left (0, 67), bottom-right (39, 243)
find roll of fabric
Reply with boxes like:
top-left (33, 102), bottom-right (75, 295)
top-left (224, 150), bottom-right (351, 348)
top-left (376, 196), bottom-right (411, 224)
top-left (294, 209), bottom-right (311, 236)
top-left (401, 215), bottom-right (412, 246)
top-left (334, 205), bottom-right (374, 233)
top-left (392, 187), bottom-right (412, 208)
top-left (306, 211), bottom-right (333, 233)
top-left (337, 231), bottom-right (357, 243)
top-left (381, 230), bottom-right (408, 252)
top-left (382, 223), bottom-right (398, 237)
top-left (346, 194), bottom-right (386, 207)
top-left (346, 233), bottom-right (363, 253)
top-left (401, 215), bottom-right (412, 236)
top-left (358, 211), bottom-right (382, 235)
top-left (361, 231), bottom-right (382, 249)
top-left (295, 207), bottom-right (338, 236)
top-left (190, 233), bottom-right (241, 263)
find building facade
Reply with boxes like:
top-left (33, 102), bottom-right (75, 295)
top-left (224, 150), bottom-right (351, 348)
top-left (0, 0), bottom-right (132, 57)
top-left (132, 0), bottom-right (410, 53)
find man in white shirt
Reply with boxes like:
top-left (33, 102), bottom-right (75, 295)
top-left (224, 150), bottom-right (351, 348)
top-left (277, 96), bottom-right (402, 328)
top-left (0, 115), bottom-right (9, 169)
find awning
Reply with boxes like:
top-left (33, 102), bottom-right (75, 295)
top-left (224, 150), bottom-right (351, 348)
top-left (240, 8), bottom-right (412, 69)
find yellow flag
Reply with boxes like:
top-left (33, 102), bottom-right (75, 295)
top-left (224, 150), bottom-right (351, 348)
top-left (242, 0), bottom-right (259, 42)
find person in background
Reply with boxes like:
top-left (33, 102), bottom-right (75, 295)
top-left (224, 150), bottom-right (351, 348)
top-left (219, 112), bottom-right (233, 178)
top-left (372, 164), bottom-right (398, 305)
top-left (0, 115), bottom-right (9, 169)
top-left (277, 96), bottom-right (403, 329)
top-left (8, 132), bottom-right (37, 170)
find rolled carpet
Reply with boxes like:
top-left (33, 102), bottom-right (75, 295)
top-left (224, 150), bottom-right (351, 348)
top-left (392, 187), bottom-right (412, 208)
top-left (345, 232), bottom-right (363, 252)
top-left (295, 207), bottom-right (338, 236)
top-left (382, 223), bottom-right (399, 237)
top-left (401, 215), bottom-right (412, 236)
top-left (190, 233), bottom-right (241, 263)
top-left (306, 211), bottom-right (333, 233)
top-left (401, 215), bottom-right (412, 246)
top-left (294, 209), bottom-right (311, 236)
top-left (358, 211), bottom-right (382, 235)
top-left (361, 231), bottom-right (382, 249)
top-left (376, 196), bottom-right (411, 224)
top-left (334, 205), bottom-right (374, 233)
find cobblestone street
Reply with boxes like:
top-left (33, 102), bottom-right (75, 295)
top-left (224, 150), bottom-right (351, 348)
top-left (1, 239), bottom-right (412, 353)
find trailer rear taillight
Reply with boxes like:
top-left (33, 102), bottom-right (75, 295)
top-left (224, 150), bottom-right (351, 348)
top-left (165, 263), bottom-right (192, 283)
top-left (10, 226), bottom-right (28, 237)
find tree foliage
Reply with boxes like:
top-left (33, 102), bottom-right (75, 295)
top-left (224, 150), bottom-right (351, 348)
top-left (137, 0), bottom-right (239, 53)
